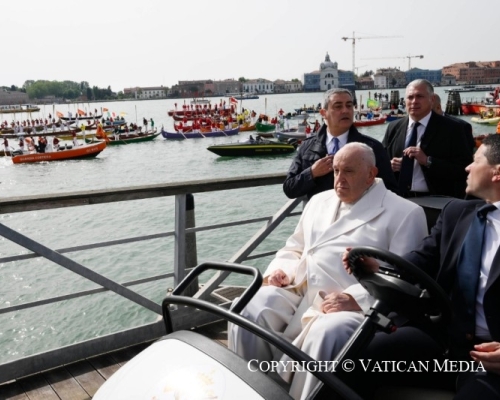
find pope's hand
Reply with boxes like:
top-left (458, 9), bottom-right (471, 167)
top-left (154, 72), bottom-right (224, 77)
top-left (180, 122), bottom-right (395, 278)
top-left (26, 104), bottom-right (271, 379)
top-left (321, 292), bottom-right (361, 313)
top-left (342, 247), bottom-right (380, 275)
top-left (267, 269), bottom-right (290, 287)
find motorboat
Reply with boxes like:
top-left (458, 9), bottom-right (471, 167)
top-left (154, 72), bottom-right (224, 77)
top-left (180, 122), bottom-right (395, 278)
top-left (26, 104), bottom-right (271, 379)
top-left (206, 138), bottom-right (297, 157)
top-left (0, 104), bottom-right (40, 114)
top-left (470, 116), bottom-right (500, 125)
top-left (353, 116), bottom-right (387, 127)
top-left (275, 130), bottom-right (306, 141)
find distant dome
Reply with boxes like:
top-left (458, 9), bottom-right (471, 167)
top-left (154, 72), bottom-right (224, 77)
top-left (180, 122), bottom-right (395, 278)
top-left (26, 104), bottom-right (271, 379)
top-left (320, 52), bottom-right (337, 70)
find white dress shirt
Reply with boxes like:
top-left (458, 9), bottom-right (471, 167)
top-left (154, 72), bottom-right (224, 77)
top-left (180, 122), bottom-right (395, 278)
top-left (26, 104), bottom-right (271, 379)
top-left (326, 129), bottom-right (348, 155)
top-left (406, 112), bottom-right (432, 193)
top-left (476, 201), bottom-right (500, 339)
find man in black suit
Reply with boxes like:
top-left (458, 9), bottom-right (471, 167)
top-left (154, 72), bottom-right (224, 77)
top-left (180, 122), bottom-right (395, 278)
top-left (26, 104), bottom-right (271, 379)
top-left (343, 134), bottom-right (500, 399)
top-left (382, 79), bottom-right (473, 198)
top-left (433, 93), bottom-right (476, 152)
top-left (283, 88), bottom-right (399, 200)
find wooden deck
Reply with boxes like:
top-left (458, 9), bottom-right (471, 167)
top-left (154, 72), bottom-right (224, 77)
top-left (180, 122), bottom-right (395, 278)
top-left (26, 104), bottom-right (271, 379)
top-left (0, 321), bottom-right (228, 400)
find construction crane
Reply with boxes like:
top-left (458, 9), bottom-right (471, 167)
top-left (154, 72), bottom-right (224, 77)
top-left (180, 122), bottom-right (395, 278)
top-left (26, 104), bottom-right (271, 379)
top-left (362, 55), bottom-right (424, 70)
top-left (354, 65), bottom-right (368, 75)
top-left (341, 32), bottom-right (402, 73)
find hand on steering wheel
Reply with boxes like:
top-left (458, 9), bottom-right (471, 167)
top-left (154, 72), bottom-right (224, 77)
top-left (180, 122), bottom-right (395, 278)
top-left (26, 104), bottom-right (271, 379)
top-left (347, 246), bottom-right (452, 325)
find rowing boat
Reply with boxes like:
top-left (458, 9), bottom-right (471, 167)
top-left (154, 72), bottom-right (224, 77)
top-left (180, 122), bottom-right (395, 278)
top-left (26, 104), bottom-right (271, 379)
top-left (59, 114), bottom-right (103, 121)
top-left (238, 122), bottom-right (256, 132)
top-left (161, 127), bottom-right (239, 139)
top-left (86, 130), bottom-right (160, 145)
top-left (255, 122), bottom-right (276, 133)
top-left (11, 141), bottom-right (106, 164)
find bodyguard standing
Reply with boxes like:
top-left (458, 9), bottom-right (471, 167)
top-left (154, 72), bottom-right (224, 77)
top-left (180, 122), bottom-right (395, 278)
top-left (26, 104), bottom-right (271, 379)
top-left (283, 88), bottom-right (398, 200)
top-left (382, 79), bottom-right (473, 198)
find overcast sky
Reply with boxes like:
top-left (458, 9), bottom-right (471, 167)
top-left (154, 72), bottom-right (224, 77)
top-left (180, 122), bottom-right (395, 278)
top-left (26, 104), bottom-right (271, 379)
top-left (4, 0), bottom-right (498, 92)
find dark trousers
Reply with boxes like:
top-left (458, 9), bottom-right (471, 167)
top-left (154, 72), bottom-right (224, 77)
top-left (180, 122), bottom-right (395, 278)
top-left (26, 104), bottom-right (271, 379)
top-left (342, 325), bottom-right (451, 399)
top-left (343, 325), bottom-right (500, 400)
top-left (455, 370), bottom-right (500, 400)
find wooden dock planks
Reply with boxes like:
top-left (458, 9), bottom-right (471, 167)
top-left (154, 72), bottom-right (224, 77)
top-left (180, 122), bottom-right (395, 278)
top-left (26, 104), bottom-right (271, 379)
top-left (0, 322), bottom-right (228, 399)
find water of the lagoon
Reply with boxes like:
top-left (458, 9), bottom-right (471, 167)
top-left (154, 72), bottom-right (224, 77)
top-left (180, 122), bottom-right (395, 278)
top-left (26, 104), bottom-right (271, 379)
top-left (0, 88), bottom-right (496, 363)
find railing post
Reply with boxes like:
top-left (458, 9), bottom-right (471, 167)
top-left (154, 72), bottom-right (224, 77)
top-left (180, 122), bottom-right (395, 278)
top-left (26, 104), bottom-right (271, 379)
top-left (173, 193), bottom-right (198, 295)
top-left (174, 194), bottom-right (186, 288)
top-left (184, 193), bottom-right (198, 296)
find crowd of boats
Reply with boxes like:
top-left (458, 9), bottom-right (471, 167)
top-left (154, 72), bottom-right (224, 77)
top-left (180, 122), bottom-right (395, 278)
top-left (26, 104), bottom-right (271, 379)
top-left (162, 99), bottom-right (400, 155)
top-left (0, 110), bottom-right (160, 162)
top-left (3, 88), bottom-right (500, 162)
top-left (460, 87), bottom-right (500, 127)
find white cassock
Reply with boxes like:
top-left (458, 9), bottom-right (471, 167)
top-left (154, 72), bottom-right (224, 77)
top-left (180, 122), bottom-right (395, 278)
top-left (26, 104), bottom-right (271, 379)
top-left (228, 179), bottom-right (428, 400)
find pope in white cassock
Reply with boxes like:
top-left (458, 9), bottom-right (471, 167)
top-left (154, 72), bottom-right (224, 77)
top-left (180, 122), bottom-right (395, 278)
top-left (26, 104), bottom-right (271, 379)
top-left (228, 142), bottom-right (429, 400)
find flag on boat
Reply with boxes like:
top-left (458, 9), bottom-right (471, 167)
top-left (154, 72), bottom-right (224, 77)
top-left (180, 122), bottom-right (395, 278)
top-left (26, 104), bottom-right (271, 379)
top-left (102, 107), bottom-right (109, 112)
top-left (112, 112), bottom-right (116, 118)
top-left (366, 99), bottom-right (379, 110)
top-left (120, 112), bottom-right (127, 116)
top-left (229, 97), bottom-right (238, 105)
top-left (77, 109), bottom-right (86, 116)
top-left (56, 111), bottom-right (64, 118)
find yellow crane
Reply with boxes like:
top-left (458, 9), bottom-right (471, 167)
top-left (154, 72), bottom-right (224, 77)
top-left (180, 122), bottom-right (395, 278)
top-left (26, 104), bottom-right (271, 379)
top-left (362, 55), bottom-right (424, 70)
top-left (341, 32), bottom-right (402, 73)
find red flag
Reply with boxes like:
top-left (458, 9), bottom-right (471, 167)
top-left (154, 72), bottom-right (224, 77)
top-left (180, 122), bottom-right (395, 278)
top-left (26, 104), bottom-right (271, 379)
top-left (229, 97), bottom-right (238, 104)
top-left (56, 111), bottom-right (64, 118)
top-left (112, 112), bottom-right (116, 118)
top-left (77, 109), bottom-right (85, 116)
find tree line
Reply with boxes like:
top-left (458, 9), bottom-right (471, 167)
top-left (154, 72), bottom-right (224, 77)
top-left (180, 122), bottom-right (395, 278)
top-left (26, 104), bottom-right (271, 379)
top-left (3, 80), bottom-right (123, 101)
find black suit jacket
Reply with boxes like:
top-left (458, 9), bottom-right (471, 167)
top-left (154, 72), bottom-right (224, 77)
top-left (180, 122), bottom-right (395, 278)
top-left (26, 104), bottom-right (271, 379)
top-left (382, 112), bottom-right (473, 198)
top-left (405, 199), bottom-right (500, 355)
top-left (443, 113), bottom-right (475, 151)
top-left (283, 124), bottom-right (399, 199)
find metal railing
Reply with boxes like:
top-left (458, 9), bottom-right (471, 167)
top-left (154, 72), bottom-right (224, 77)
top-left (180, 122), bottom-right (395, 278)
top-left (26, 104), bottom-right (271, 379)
top-left (0, 173), bottom-right (305, 383)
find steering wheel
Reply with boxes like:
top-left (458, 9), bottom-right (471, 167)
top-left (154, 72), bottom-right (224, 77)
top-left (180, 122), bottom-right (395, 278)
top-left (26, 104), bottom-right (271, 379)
top-left (348, 246), bottom-right (452, 325)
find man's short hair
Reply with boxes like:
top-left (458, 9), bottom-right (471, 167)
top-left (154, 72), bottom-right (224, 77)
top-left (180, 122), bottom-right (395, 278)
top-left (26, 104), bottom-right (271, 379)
top-left (338, 142), bottom-right (376, 167)
top-left (323, 88), bottom-right (353, 109)
top-left (407, 79), bottom-right (434, 96)
top-left (482, 134), bottom-right (500, 164)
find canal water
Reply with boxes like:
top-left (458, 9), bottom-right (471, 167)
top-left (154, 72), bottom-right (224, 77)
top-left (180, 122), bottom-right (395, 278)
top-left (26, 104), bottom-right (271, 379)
top-left (0, 88), bottom-right (495, 363)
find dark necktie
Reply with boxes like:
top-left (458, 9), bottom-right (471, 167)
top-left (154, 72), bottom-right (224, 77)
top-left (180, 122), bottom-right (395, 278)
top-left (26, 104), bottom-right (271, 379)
top-left (398, 121), bottom-right (420, 194)
top-left (329, 137), bottom-right (340, 155)
top-left (327, 137), bottom-right (340, 156)
top-left (456, 204), bottom-right (497, 329)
